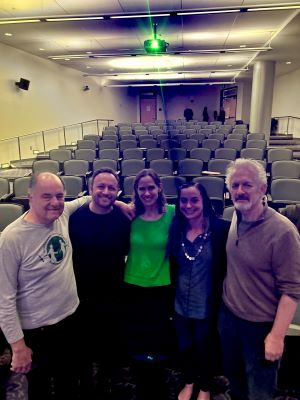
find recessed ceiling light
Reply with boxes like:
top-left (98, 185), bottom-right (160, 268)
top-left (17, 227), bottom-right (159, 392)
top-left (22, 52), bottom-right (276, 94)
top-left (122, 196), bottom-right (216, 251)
top-left (64, 58), bottom-right (70, 61)
top-left (227, 64), bottom-right (233, 67)
top-left (39, 48), bottom-right (45, 51)
top-left (4, 32), bottom-right (12, 36)
top-left (86, 51), bottom-right (92, 54)
top-left (240, 44), bottom-right (247, 48)
top-left (86, 66), bottom-right (91, 69)
top-left (286, 61), bottom-right (292, 65)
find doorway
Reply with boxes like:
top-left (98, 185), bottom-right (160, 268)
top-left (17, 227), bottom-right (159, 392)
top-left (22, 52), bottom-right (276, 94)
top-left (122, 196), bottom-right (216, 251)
top-left (140, 95), bottom-right (157, 124)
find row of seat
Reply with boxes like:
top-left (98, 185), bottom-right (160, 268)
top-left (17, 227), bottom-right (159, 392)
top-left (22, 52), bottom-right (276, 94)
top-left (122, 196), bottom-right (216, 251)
top-left (1, 173), bottom-right (299, 224)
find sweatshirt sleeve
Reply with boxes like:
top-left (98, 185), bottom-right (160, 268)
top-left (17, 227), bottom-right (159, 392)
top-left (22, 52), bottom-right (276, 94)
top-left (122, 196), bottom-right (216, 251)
top-left (0, 233), bottom-right (24, 343)
top-left (272, 224), bottom-right (300, 301)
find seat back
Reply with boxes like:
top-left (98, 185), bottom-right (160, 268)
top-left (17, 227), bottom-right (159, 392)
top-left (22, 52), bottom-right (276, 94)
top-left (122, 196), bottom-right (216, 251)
top-left (190, 148), bottom-right (211, 162)
top-left (267, 148), bottom-right (293, 163)
top-left (240, 148), bottom-right (264, 160)
top-left (93, 159), bottom-right (118, 172)
top-left (246, 139), bottom-right (267, 150)
top-left (121, 159), bottom-right (145, 177)
top-left (77, 139), bottom-right (96, 150)
top-left (208, 159), bottom-right (231, 175)
top-left (74, 149), bottom-right (96, 162)
top-left (13, 177), bottom-right (31, 197)
top-left (123, 148), bottom-right (144, 160)
top-left (33, 160), bottom-right (60, 174)
top-left (0, 203), bottom-right (24, 232)
top-left (61, 176), bottom-right (84, 198)
top-left (150, 159), bottom-right (173, 176)
top-left (0, 178), bottom-right (9, 197)
top-left (271, 161), bottom-right (300, 180)
top-left (271, 179), bottom-right (300, 204)
top-left (64, 160), bottom-right (89, 176)
top-left (146, 148), bottom-right (165, 162)
top-left (202, 139), bottom-right (221, 151)
top-left (99, 149), bottom-right (120, 161)
top-left (214, 148), bottom-right (237, 160)
top-left (49, 149), bottom-right (72, 163)
top-left (178, 159), bottom-right (203, 177)
top-left (224, 139), bottom-right (243, 151)
top-left (140, 139), bottom-right (157, 149)
top-left (160, 176), bottom-right (186, 199)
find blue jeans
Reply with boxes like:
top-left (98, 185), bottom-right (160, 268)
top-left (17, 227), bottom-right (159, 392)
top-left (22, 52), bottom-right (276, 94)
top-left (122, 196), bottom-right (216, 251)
top-left (218, 303), bottom-right (279, 400)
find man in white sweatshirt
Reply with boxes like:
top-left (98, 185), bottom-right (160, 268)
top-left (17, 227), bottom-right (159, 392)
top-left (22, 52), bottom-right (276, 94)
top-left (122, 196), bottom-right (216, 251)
top-left (0, 172), bottom-right (88, 400)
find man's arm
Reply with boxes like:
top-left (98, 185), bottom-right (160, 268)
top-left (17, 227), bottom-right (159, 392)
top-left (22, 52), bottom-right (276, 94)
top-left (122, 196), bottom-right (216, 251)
top-left (264, 294), bottom-right (298, 361)
top-left (115, 200), bottom-right (135, 221)
top-left (10, 338), bottom-right (32, 373)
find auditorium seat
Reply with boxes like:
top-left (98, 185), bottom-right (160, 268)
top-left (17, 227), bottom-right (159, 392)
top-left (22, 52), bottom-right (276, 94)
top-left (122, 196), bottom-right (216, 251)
top-left (0, 203), bottom-right (24, 233)
top-left (99, 149), bottom-right (120, 161)
top-left (240, 148), bottom-right (264, 160)
top-left (61, 176), bottom-right (86, 200)
top-left (49, 149), bottom-right (72, 163)
top-left (150, 159), bottom-right (173, 176)
top-left (214, 148), bottom-right (237, 160)
top-left (160, 176), bottom-right (186, 202)
top-left (74, 149), bottom-right (96, 162)
top-left (267, 148), bottom-right (293, 163)
top-left (178, 159), bottom-right (203, 179)
top-left (123, 148), bottom-right (144, 160)
top-left (270, 179), bottom-right (300, 208)
top-left (93, 159), bottom-right (118, 172)
top-left (246, 139), bottom-right (267, 150)
top-left (271, 161), bottom-right (300, 180)
top-left (192, 176), bottom-right (225, 215)
top-left (77, 139), bottom-right (96, 150)
top-left (121, 159), bottom-right (145, 177)
top-left (146, 148), bottom-right (165, 163)
top-left (33, 160), bottom-right (60, 174)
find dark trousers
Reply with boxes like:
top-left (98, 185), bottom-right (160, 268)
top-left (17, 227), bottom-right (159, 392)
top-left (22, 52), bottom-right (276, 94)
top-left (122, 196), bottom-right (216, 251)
top-left (23, 312), bottom-right (79, 400)
top-left (174, 312), bottom-right (213, 392)
top-left (218, 303), bottom-right (279, 400)
top-left (76, 298), bottom-right (125, 399)
top-left (123, 284), bottom-right (174, 400)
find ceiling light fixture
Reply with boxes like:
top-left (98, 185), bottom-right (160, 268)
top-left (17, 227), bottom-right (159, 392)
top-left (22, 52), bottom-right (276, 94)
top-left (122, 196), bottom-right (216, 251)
top-left (177, 9), bottom-right (240, 15)
top-left (106, 81), bottom-right (235, 87)
top-left (4, 32), bottom-right (12, 36)
top-left (111, 13), bottom-right (170, 19)
top-left (248, 5), bottom-right (300, 11)
top-left (0, 4), bottom-right (299, 25)
top-left (45, 16), bottom-right (104, 21)
top-left (286, 61), bottom-right (292, 64)
top-left (0, 19), bottom-right (40, 25)
top-left (49, 46), bottom-right (270, 61)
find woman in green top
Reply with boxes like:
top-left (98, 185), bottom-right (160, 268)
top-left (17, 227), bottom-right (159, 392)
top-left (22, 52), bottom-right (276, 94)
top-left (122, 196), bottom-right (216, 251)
top-left (124, 169), bottom-right (175, 397)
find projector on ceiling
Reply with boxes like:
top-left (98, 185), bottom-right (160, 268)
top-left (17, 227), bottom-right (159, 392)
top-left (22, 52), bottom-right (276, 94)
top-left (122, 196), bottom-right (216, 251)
top-left (144, 24), bottom-right (169, 54)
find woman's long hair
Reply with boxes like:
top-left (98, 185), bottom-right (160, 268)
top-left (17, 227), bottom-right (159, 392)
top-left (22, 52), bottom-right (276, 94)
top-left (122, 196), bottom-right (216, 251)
top-left (132, 168), bottom-right (166, 217)
top-left (168, 182), bottom-right (215, 256)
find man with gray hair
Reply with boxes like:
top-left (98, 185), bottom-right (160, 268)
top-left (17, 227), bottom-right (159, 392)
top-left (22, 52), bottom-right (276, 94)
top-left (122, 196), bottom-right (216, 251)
top-left (219, 159), bottom-right (300, 400)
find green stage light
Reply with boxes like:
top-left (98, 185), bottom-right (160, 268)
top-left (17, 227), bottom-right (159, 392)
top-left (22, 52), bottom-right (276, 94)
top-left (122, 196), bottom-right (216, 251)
top-left (144, 23), bottom-right (168, 54)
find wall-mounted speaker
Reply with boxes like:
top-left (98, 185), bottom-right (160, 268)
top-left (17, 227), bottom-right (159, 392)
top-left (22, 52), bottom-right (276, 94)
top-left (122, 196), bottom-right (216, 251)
top-left (83, 85), bottom-right (90, 91)
top-left (15, 78), bottom-right (30, 91)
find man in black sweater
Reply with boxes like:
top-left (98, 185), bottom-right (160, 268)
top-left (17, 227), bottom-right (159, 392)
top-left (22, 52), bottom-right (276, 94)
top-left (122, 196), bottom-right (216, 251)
top-left (69, 168), bottom-right (131, 399)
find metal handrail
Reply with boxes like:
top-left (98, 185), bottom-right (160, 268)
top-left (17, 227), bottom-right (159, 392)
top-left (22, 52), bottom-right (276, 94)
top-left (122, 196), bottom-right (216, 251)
top-left (0, 118), bottom-right (114, 143)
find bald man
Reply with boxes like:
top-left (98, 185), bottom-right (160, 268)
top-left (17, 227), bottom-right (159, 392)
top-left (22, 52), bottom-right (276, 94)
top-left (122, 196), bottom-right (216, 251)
top-left (0, 172), bottom-right (89, 400)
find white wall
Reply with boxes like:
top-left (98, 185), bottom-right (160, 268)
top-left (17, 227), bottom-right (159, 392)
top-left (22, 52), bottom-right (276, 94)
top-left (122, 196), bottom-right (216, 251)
top-left (157, 85), bottom-right (221, 122)
top-left (0, 42), bottom-right (139, 161)
top-left (272, 67), bottom-right (300, 137)
top-left (0, 42), bottom-right (137, 141)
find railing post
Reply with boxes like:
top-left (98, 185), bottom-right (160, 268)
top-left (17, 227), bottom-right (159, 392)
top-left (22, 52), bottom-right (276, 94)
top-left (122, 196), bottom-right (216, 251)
top-left (63, 126), bottom-right (66, 145)
top-left (81, 123), bottom-right (84, 139)
top-left (42, 131), bottom-right (46, 153)
top-left (96, 119), bottom-right (99, 136)
top-left (17, 137), bottom-right (21, 161)
top-left (287, 117), bottom-right (290, 135)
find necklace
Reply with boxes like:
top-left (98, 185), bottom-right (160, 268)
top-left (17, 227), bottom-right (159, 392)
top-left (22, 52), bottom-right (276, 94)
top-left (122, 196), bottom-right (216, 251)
top-left (181, 232), bottom-right (210, 261)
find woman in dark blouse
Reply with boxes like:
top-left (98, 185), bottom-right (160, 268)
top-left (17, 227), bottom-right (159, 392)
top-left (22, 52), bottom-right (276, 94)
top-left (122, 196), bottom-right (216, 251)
top-left (168, 182), bottom-right (229, 400)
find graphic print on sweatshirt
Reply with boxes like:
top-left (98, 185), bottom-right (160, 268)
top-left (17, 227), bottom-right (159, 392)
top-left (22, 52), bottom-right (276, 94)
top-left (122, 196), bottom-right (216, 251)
top-left (38, 235), bottom-right (67, 264)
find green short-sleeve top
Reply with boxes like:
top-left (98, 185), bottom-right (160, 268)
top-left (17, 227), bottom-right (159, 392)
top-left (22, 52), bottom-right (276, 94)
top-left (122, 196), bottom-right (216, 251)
top-left (124, 204), bottom-right (175, 287)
